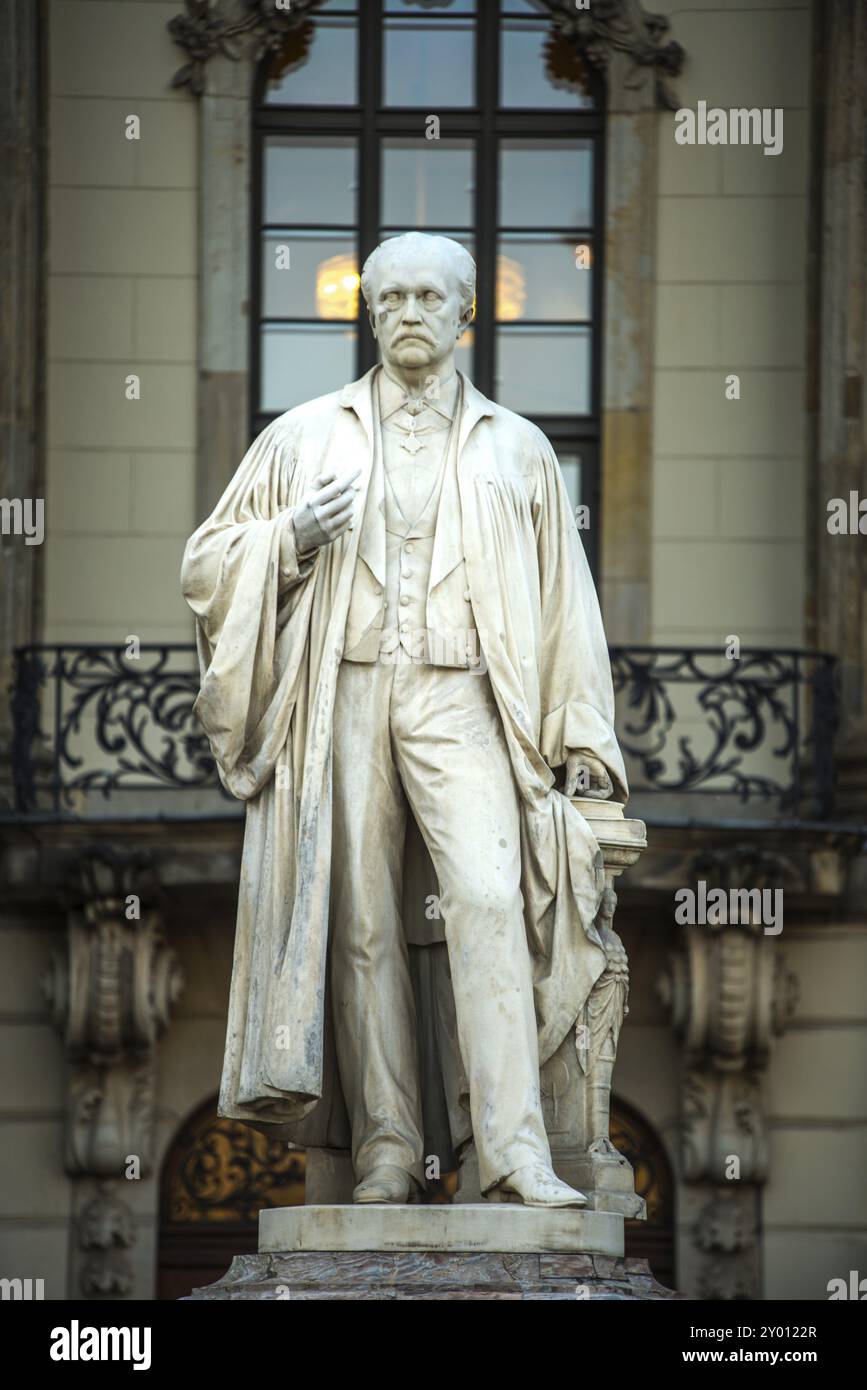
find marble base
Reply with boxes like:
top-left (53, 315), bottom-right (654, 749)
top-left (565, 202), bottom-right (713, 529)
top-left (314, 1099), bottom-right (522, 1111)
top-left (259, 1203), bottom-right (623, 1256)
top-left (185, 1250), bottom-right (682, 1301)
top-left (183, 1205), bottom-right (683, 1300)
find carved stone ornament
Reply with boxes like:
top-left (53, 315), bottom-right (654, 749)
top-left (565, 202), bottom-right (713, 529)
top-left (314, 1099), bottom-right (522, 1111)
top-left (540, 0), bottom-right (684, 109)
top-left (693, 1192), bottom-right (759, 1301)
top-left (657, 851), bottom-right (799, 1299)
top-left (44, 851), bottom-right (184, 1177)
top-left (658, 923), bottom-right (798, 1183)
top-left (167, 0), bottom-right (683, 109)
top-left (78, 1184), bottom-right (136, 1299)
top-left (167, 0), bottom-right (325, 95)
top-left (536, 799), bottom-right (648, 1218)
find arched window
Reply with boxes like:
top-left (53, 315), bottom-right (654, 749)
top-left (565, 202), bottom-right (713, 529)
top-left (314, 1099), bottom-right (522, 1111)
top-left (252, 0), bottom-right (604, 573)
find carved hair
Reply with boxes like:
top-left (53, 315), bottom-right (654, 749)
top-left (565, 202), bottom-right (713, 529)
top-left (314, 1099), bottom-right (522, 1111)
top-left (360, 232), bottom-right (477, 319)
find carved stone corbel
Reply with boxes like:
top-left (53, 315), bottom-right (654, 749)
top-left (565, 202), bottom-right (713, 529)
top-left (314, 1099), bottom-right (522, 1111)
top-left (656, 850), bottom-right (799, 1297)
top-left (78, 1185), bottom-right (136, 1299)
top-left (44, 851), bottom-right (184, 1178)
top-left (538, 0), bottom-right (684, 109)
top-left (167, 0), bottom-right (324, 96)
top-left (693, 1192), bottom-right (758, 1302)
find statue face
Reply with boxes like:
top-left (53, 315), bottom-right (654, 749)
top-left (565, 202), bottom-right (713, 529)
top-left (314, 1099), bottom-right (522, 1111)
top-left (367, 245), bottom-right (471, 373)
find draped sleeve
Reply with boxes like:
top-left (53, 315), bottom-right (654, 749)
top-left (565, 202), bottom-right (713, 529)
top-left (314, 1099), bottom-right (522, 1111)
top-left (180, 418), bottom-right (318, 800)
top-left (532, 438), bottom-right (628, 803)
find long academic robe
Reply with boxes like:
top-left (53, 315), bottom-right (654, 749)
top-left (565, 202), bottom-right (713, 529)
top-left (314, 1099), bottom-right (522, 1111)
top-left (181, 366), bottom-right (628, 1148)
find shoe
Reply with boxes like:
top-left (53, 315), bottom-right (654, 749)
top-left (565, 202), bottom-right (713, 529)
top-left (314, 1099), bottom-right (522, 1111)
top-left (497, 1163), bottom-right (587, 1208)
top-left (353, 1164), bottom-right (414, 1204)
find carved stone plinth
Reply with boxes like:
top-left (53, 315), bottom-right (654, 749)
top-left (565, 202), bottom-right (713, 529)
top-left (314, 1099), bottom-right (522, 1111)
top-left (259, 1204), bottom-right (622, 1256)
top-left (183, 1205), bottom-right (683, 1301)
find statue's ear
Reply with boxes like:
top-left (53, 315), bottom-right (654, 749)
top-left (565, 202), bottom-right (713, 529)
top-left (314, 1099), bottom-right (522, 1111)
top-left (457, 306), bottom-right (474, 339)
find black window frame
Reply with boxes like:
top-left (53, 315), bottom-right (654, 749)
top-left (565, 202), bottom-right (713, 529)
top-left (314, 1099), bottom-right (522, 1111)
top-left (251, 0), bottom-right (605, 576)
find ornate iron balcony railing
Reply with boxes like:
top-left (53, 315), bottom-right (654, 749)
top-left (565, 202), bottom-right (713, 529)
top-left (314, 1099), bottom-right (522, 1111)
top-left (8, 644), bottom-right (837, 822)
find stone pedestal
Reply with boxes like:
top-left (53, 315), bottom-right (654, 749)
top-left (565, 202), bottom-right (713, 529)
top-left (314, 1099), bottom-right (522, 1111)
top-left (183, 802), bottom-right (654, 1301)
top-left (184, 1206), bottom-right (683, 1300)
top-left (549, 799), bottom-right (648, 1217)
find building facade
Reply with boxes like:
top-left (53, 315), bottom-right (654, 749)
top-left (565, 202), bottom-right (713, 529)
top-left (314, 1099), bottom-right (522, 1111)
top-left (1, 0), bottom-right (866, 1300)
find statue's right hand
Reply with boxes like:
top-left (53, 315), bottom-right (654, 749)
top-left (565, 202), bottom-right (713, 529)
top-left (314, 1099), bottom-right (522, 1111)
top-left (290, 467), bottom-right (362, 554)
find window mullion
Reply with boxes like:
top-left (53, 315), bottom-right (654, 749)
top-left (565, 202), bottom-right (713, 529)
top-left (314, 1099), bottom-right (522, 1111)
top-left (474, 0), bottom-right (498, 399)
top-left (358, 0), bottom-right (383, 375)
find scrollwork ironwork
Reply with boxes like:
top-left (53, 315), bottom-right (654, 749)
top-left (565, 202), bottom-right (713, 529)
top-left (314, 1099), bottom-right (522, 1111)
top-left (609, 646), bottom-right (837, 813)
top-left (11, 645), bottom-right (229, 815)
top-left (8, 643), bottom-right (837, 819)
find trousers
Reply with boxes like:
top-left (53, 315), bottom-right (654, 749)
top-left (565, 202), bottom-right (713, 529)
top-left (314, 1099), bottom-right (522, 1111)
top-left (330, 657), bottom-right (553, 1194)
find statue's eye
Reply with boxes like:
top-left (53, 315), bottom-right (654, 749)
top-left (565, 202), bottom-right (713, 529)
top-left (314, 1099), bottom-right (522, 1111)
top-left (382, 292), bottom-right (401, 307)
top-left (423, 292), bottom-right (441, 305)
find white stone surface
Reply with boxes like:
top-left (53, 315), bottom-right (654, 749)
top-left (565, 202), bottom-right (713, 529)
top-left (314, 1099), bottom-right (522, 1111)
top-left (259, 1204), bottom-right (624, 1257)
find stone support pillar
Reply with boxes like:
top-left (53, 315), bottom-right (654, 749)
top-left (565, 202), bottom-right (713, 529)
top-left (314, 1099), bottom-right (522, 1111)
top-left (0, 0), bottom-right (46, 807)
top-left (657, 865), bottom-right (798, 1299)
top-left (809, 1), bottom-right (867, 819)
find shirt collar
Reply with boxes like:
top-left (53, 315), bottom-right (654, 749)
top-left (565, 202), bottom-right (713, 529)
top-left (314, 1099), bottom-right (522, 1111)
top-left (377, 366), bottom-right (460, 424)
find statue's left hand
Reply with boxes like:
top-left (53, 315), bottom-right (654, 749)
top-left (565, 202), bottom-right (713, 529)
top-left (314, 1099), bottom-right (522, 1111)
top-left (564, 749), bottom-right (614, 799)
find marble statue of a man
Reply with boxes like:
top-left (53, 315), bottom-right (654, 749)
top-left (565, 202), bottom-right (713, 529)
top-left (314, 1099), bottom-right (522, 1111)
top-left (182, 232), bottom-right (628, 1208)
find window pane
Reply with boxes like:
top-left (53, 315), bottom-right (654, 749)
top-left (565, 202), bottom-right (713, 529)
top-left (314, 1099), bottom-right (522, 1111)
top-left (261, 325), bottom-right (357, 413)
top-left (384, 0), bottom-right (475, 10)
top-left (556, 452), bottom-right (583, 512)
top-left (263, 137), bottom-right (357, 226)
top-left (500, 20), bottom-right (595, 109)
top-left (384, 19), bottom-right (475, 107)
top-left (499, 140), bottom-right (593, 228)
top-left (497, 235), bottom-right (592, 322)
top-left (382, 140), bottom-right (474, 229)
top-left (262, 234), bottom-right (357, 319)
top-left (495, 326), bottom-right (591, 414)
top-left (263, 18), bottom-right (357, 106)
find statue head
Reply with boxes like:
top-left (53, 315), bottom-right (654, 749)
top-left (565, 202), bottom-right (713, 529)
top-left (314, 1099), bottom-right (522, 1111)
top-left (360, 232), bottom-right (476, 377)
